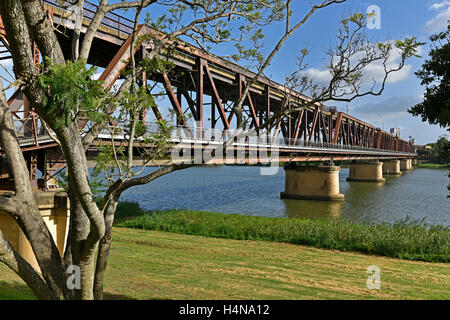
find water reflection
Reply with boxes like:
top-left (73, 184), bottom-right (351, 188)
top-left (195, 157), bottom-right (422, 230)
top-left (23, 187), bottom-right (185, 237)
top-left (282, 198), bottom-right (344, 219)
top-left (345, 181), bottom-right (385, 206)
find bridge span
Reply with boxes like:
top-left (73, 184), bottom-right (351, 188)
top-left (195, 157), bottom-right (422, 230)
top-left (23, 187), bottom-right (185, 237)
top-left (0, 0), bottom-right (416, 200)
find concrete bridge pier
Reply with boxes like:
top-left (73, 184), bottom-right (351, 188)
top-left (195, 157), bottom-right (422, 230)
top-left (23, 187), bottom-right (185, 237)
top-left (281, 164), bottom-right (345, 201)
top-left (346, 162), bottom-right (385, 183)
top-left (0, 191), bottom-right (70, 272)
top-left (382, 160), bottom-right (402, 176)
top-left (400, 159), bottom-right (413, 171)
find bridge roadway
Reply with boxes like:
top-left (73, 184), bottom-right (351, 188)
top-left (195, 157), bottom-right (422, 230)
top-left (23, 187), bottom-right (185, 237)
top-left (0, 0), bottom-right (416, 191)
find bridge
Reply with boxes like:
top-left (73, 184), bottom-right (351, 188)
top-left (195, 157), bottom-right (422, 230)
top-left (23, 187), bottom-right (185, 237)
top-left (0, 0), bottom-right (417, 201)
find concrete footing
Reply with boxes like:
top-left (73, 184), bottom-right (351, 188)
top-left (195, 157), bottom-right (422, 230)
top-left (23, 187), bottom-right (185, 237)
top-left (400, 159), bottom-right (413, 171)
top-left (382, 160), bottom-right (402, 175)
top-left (0, 191), bottom-right (70, 271)
top-left (281, 165), bottom-right (344, 201)
top-left (346, 162), bottom-right (385, 182)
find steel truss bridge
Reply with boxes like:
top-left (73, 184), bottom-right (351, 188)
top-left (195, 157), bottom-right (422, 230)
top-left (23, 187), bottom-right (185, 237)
top-left (0, 0), bottom-right (416, 190)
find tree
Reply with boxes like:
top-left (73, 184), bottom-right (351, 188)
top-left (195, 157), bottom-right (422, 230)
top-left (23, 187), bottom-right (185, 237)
top-left (409, 21), bottom-right (450, 130)
top-left (0, 0), bottom-right (420, 300)
top-left (427, 135), bottom-right (450, 163)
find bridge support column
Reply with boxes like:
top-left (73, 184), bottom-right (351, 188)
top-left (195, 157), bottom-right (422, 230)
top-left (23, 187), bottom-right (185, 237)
top-left (347, 162), bottom-right (385, 182)
top-left (281, 165), bottom-right (344, 201)
top-left (400, 159), bottom-right (412, 171)
top-left (382, 160), bottom-right (402, 175)
top-left (0, 191), bottom-right (70, 272)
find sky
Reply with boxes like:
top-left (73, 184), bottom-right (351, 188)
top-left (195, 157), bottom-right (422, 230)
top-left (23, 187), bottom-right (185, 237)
top-left (258, 0), bottom-right (450, 145)
top-left (1, 0), bottom-right (449, 145)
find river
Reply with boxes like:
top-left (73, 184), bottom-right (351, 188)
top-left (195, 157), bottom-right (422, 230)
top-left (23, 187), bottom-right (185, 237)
top-left (119, 166), bottom-right (450, 226)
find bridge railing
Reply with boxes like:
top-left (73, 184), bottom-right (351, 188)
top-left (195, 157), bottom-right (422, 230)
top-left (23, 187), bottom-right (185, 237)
top-left (96, 124), bottom-right (416, 156)
top-left (43, 0), bottom-right (135, 35)
top-left (11, 110), bottom-right (48, 147)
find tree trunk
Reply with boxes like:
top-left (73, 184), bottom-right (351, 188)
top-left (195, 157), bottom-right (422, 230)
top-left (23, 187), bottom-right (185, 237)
top-left (0, 71), bottom-right (71, 299)
top-left (0, 229), bottom-right (55, 300)
top-left (93, 198), bottom-right (118, 300)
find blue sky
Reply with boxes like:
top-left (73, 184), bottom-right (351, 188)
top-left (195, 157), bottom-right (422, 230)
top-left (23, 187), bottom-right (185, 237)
top-left (258, 0), bottom-right (450, 145)
top-left (2, 0), bottom-right (449, 145)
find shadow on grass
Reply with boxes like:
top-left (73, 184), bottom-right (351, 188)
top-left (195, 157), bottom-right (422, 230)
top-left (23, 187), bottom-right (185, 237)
top-left (0, 280), bottom-right (167, 300)
top-left (0, 281), bottom-right (142, 300)
top-left (0, 281), bottom-right (36, 300)
top-left (103, 292), bottom-right (137, 300)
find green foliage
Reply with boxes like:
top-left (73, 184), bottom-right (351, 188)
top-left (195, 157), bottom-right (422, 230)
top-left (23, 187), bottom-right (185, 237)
top-left (89, 176), bottom-right (107, 199)
top-left (395, 37), bottom-right (425, 59)
top-left (39, 59), bottom-right (105, 128)
top-left (92, 77), bottom-right (174, 181)
top-left (118, 209), bottom-right (450, 263)
top-left (139, 57), bottom-right (175, 76)
top-left (54, 171), bottom-right (68, 191)
top-left (94, 199), bottom-right (146, 220)
top-left (409, 22), bottom-right (450, 130)
top-left (114, 201), bottom-right (146, 220)
top-left (118, 86), bottom-right (156, 119)
top-left (92, 144), bottom-right (129, 181)
top-left (416, 162), bottom-right (450, 169)
top-left (427, 135), bottom-right (450, 163)
top-left (348, 13), bottom-right (365, 25)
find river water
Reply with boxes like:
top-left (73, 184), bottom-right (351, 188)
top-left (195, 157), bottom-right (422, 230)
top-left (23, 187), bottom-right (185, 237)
top-left (120, 166), bottom-right (450, 226)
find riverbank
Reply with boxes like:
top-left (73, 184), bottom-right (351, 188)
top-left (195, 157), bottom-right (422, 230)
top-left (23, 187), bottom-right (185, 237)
top-left (117, 209), bottom-right (450, 263)
top-left (1, 227), bottom-right (449, 300)
top-left (416, 162), bottom-right (450, 169)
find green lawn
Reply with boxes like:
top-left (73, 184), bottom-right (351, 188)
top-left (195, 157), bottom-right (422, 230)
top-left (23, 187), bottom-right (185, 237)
top-left (1, 227), bottom-right (449, 300)
top-left (117, 210), bottom-right (450, 263)
top-left (416, 163), bottom-right (450, 169)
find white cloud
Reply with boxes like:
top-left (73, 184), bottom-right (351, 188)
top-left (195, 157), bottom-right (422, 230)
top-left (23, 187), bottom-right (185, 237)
top-left (428, 1), bottom-right (450, 11)
top-left (362, 59), bottom-right (411, 84)
top-left (304, 43), bottom-right (413, 90)
top-left (304, 68), bottom-right (332, 83)
top-left (425, 3), bottom-right (450, 33)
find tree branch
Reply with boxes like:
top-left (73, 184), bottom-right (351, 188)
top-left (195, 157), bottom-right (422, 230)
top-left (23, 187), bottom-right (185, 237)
top-left (117, 163), bottom-right (194, 193)
top-left (0, 194), bottom-right (17, 215)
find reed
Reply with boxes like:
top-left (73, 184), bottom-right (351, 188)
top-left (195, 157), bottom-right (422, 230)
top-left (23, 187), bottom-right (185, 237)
top-left (117, 209), bottom-right (450, 263)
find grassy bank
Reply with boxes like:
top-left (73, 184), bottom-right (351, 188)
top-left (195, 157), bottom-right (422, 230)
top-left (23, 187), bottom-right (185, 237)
top-left (117, 210), bottom-right (450, 263)
top-left (416, 162), bottom-right (450, 169)
top-left (1, 228), bottom-right (449, 300)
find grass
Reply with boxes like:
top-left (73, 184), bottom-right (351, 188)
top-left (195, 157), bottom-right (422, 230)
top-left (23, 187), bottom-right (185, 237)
top-left (115, 200), bottom-right (146, 220)
top-left (116, 210), bottom-right (450, 263)
top-left (1, 228), bottom-right (449, 300)
top-left (416, 162), bottom-right (450, 169)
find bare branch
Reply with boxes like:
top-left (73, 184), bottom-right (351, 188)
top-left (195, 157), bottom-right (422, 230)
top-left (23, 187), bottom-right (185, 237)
top-left (117, 163), bottom-right (194, 193)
